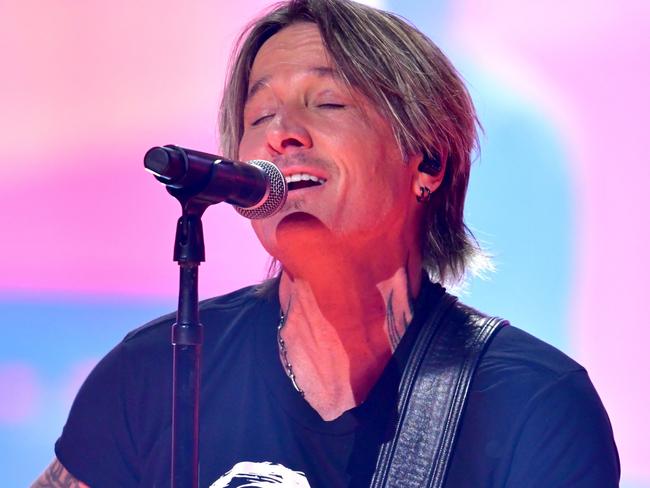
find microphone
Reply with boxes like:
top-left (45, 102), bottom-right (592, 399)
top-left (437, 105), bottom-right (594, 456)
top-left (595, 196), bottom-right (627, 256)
top-left (144, 145), bottom-right (287, 219)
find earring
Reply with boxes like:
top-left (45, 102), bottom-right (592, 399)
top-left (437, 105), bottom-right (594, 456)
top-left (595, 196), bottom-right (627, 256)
top-left (416, 186), bottom-right (431, 203)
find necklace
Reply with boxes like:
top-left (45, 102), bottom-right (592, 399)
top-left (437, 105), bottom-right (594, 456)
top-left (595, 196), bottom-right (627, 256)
top-left (277, 312), bottom-right (305, 397)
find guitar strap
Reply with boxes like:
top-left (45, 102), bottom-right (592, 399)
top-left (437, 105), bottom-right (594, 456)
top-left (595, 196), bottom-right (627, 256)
top-left (370, 293), bottom-right (508, 488)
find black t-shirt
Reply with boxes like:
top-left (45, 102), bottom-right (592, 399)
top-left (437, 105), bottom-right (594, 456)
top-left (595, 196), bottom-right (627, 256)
top-left (55, 280), bottom-right (620, 487)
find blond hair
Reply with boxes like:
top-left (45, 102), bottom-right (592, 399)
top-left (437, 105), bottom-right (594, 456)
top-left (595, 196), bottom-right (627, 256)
top-left (220, 0), bottom-right (483, 284)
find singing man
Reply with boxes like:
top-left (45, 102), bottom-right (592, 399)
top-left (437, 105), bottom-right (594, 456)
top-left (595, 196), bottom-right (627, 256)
top-left (33, 1), bottom-right (619, 486)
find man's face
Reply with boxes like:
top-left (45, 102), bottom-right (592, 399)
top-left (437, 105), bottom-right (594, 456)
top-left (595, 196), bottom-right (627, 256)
top-left (238, 23), bottom-right (422, 262)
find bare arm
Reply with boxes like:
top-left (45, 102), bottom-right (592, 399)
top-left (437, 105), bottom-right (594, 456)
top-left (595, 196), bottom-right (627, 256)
top-left (31, 459), bottom-right (89, 488)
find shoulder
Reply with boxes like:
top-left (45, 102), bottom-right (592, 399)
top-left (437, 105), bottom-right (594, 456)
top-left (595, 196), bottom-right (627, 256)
top-left (54, 282), bottom-right (278, 486)
top-left (84, 282), bottom-right (278, 382)
top-left (441, 295), bottom-right (586, 397)
top-left (120, 282), bottom-right (274, 347)
top-left (472, 323), bottom-right (600, 420)
top-left (481, 324), bottom-right (585, 380)
top-left (456, 322), bottom-right (620, 485)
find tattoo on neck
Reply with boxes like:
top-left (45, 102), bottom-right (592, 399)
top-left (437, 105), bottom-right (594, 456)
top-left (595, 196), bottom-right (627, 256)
top-left (405, 258), bottom-right (415, 316)
top-left (385, 268), bottom-right (416, 352)
top-left (386, 290), bottom-right (401, 350)
top-left (402, 311), bottom-right (410, 331)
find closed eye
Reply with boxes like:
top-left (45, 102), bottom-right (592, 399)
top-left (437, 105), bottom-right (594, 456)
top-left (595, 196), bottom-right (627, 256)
top-left (317, 103), bottom-right (345, 109)
top-left (251, 114), bottom-right (274, 126)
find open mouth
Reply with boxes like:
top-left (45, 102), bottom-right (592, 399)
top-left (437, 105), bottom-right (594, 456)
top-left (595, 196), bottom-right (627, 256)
top-left (285, 173), bottom-right (326, 191)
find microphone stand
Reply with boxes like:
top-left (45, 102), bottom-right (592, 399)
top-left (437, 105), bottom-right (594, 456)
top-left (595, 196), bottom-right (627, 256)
top-left (169, 196), bottom-right (209, 488)
top-left (143, 144), bottom-right (287, 488)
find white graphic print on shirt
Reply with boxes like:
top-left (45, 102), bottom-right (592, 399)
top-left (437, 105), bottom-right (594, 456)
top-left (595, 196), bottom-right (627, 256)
top-left (209, 461), bottom-right (311, 487)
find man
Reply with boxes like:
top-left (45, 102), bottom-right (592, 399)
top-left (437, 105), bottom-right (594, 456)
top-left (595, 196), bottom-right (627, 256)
top-left (33, 0), bottom-right (620, 486)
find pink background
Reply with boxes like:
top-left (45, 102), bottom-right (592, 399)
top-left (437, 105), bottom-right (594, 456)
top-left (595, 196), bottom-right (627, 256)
top-left (0, 1), bottom-right (648, 485)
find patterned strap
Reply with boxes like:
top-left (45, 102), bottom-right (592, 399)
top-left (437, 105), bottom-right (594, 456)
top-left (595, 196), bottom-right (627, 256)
top-left (370, 294), bottom-right (508, 488)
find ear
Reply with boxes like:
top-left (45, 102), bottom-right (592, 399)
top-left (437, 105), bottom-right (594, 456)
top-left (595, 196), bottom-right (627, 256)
top-left (411, 152), bottom-right (446, 198)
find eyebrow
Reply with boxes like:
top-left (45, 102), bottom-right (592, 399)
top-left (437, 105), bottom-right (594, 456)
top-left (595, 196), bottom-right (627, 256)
top-left (246, 66), bottom-right (340, 101)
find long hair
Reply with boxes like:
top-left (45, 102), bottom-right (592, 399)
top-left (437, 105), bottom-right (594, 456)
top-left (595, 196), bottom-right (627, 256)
top-left (219, 0), bottom-right (484, 284)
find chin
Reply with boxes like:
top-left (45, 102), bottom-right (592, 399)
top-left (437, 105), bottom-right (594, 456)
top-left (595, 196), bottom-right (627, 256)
top-left (253, 212), bottom-right (335, 263)
top-left (276, 212), bottom-right (331, 245)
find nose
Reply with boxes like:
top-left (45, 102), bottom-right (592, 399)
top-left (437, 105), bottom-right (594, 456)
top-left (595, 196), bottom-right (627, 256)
top-left (266, 108), bottom-right (312, 155)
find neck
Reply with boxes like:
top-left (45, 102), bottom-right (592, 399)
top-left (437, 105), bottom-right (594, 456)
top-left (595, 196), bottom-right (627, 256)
top-left (279, 254), bottom-right (422, 337)
top-left (276, 246), bottom-right (423, 419)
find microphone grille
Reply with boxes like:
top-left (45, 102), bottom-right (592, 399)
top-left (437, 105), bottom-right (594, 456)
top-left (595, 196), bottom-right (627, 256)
top-left (235, 160), bottom-right (287, 220)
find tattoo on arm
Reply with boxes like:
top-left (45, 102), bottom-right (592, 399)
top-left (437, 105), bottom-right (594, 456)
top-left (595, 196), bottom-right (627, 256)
top-left (31, 459), bottom-right (89, 488)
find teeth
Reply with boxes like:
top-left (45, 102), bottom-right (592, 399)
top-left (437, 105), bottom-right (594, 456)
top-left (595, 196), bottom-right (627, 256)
top-left (285, 173), bottom-right (326, 184)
